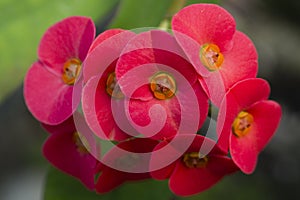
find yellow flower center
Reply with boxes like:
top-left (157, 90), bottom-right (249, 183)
top-left (72, 132), bottom-right (90, 155)
top-left (62, 58), bottom-right (81, 85)
top-left (199, 44), bottom-right (224, 71)
top-left (183, 152), bottom-right (208, 168)
top-left (232, 111), bottom-right (254, 137)
top-left (150, 72), bottom-right (176, 100)
top-left (106, 72), bottom-right (124, 99)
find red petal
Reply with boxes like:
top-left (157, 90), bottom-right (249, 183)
top-left (82, 74), bottom-right (130, 141)
top-left (24, 62), bottom-right (74, 125)
top-left (115, 30), bottom-right (198, 100)
top-left (220, 31), bottom-right (258, 89)
top-left (217, 78), bottom-right (271, 151)
top-left (230, 132), bottom-right (258, 174)
top-left (42, 116), bottom-right (75, 135)
top-left (38, 16), bottom-right (95, 75)
top-left (172, 4), bottom-right (236, 77)
top-left (244, 100), bottom-right (282, 153)
top-left (169, 154), bottom-right (236, 196)
top-left (88, 29), bottom-right (125, 53)
top-left (127, 83), bottom-right (208, 140)
top-left (199, 31), bottom-right (258, 105)
top-left (83, 30), bottom-right (135, 83)
top-left (150, 134), bottom-right (228, 181)
top-left (95, 138), bottom-right (157, 193)
top-left (227, 78), bottom-right (270, 108)
top-left (95, 165), bottom-right (126, 193)
top-left (150, 140), bottom-right (177, 180)
top-left (43, 130), bottom-right (97, 190)
top-left (249, 100), bottom-right (281, 151)
top-left (95, 164), bottom-right (150, 193)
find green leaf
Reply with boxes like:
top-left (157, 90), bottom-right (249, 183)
top-left (44, 166), bottom-right (100, 200)
top-left (44, 166), bottom-right (174, 200)
top-left (109, 0), bottom-right (174, 29)
top-left (0, 0), bottom-right (118, 103)
top-left (108, 0), bottom-right (220, 30)
top-left (45, 166), bottom-right (273, 200)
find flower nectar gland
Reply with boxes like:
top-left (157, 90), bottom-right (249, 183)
top-left (106, 72), bottom-right (124, 99)
top-left (62, 58), bottom-right (81, 85)
top-left (232, 111), bottom-right (254, 137)
top-left (150, 72), bottom-right (176, 100)
top-left (199, 44), bottom-right (224, 71)
top-left (183, 152), bottom-right (208, 168)
top-left (72, 132), bottom-right (89, 155)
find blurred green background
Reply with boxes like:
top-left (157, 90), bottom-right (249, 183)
top-left (0, 0), bottom-right (299, 199)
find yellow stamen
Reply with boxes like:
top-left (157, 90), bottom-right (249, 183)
top-left (73, 132), bottom-right (90, 154)
top-left (62, 58), bottom-right (81, 85)
top-left (150, 72), bottom-right (176, 100)
top-left (106, 72), bottom-right (124, 99)
top-left (232, 111), bottom-right (254, 137)
top-left (183, 152), bottom-right (208, 168)
top-left (199, 44), bottom-right (224, 71)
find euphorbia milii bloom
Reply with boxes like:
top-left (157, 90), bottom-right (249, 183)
top-left (24, 16), bottom-right (95, 125)
top-left (82, 29), bottom-right (136, 141)
top-left (172, 4), bottom-right (258, 105)
top-left (42, 114), bottom-right (98, 190)
top-left (115, 30), bottom-right (209, 140)
top-left (217, 78), bottom-right (282, 174)
top-left (95, 138), bottom-right (159, 193)
top-left (150, 134), bottom-right (237, 196)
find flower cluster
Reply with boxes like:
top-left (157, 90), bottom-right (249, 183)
top-left (24, 4), bottom-right (281, 197)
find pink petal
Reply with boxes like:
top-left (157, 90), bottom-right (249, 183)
top-left (82, 72), bottom-right (130, 141)
top-left (172, 4), bottom-right (236, 77)
top-left (42, 116), bottom-right (76, 135)
top-left (247, 100), bottom-right (282, 152)
top-left (83, 30), bottom-right (135, 83)
top-left (217, 78), bottom-right (270, 151)
top-left (115, 30), bottom-right (198, 100)
top-left (24, 62), bottom-right (74, 125)
top-left (127, 82), bottom-right (208, 140)
top-left (199, 31), bottom-right (258, 105)
top-left (43, 130), bottom-right (97, 190)
top-left (38, 16), bottom-right (95, 76)
top-left (88, 29), bottom-right (125, 53)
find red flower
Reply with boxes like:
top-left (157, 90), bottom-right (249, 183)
top-left (115, 30), bottom-right (209, 139)
top-left (95, 138), bottom-right (159, 193)
top-left (24, 16), bottom-right (95, 125)
top-left (172, 4), bottom-right (258, 105)
top-left (217, 78), bottom-right (282, 174)
top-left (82, 29), bottom-right (136, 141)
top-left (150, 134), bottom-right (237, 196)
top-left (42, 114), bottom-right (98, 190)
